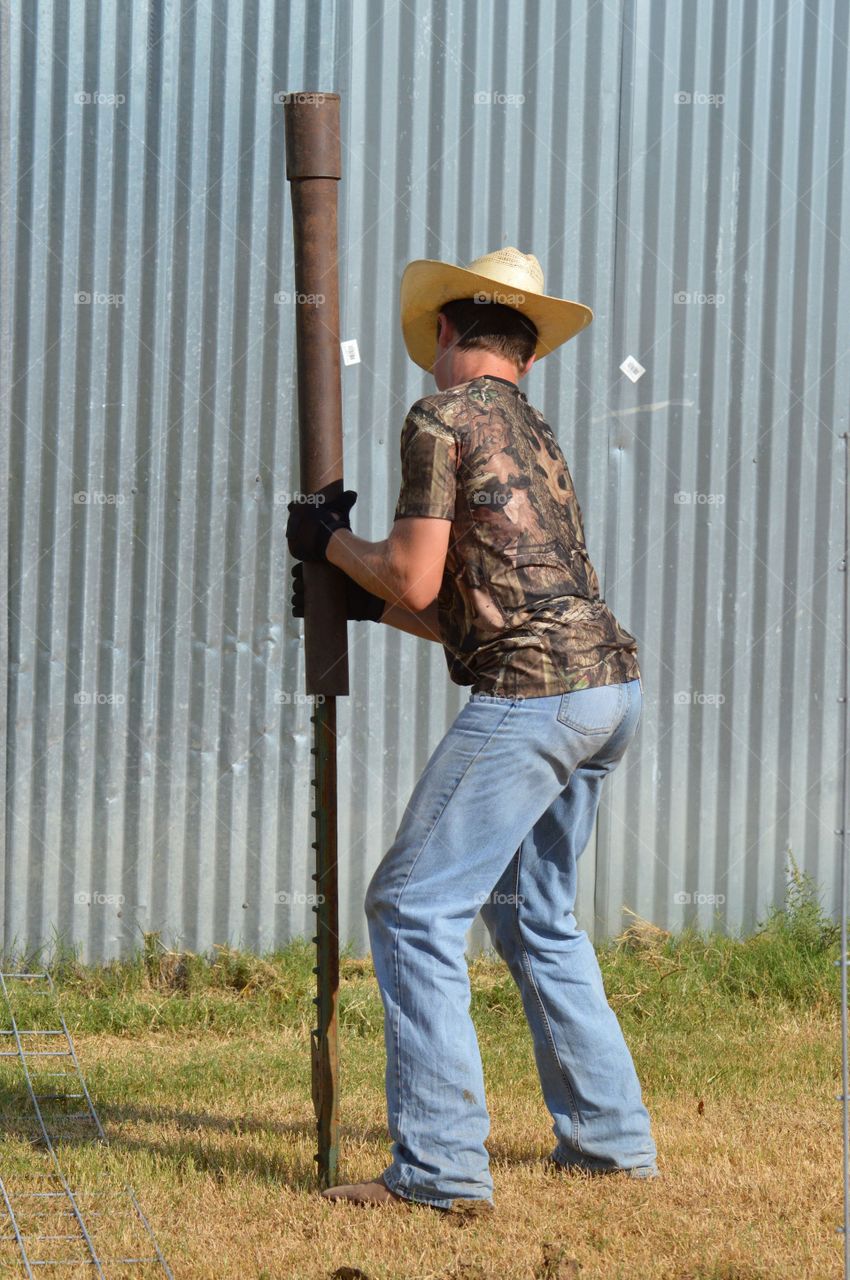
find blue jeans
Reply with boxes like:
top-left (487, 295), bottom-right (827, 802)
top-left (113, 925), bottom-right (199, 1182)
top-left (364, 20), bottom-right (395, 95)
top-left (364, 677), bottom-right (657, 1208)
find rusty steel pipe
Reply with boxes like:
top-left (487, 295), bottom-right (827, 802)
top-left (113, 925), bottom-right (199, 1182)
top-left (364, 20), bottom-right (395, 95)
top-left (285, 91), bottom-right (349, 698)
top-left (284, 91), bottom-right (346, 1190)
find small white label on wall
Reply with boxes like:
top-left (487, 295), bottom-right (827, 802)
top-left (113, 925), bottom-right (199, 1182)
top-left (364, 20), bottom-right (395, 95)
top-left (341, 339), bottom-right (361, 366)
top-left (619, 355), bottom-right (646, 382)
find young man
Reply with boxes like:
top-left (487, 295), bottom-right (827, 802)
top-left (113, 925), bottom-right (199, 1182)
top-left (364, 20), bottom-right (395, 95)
top-left (286, 248), bottom-right (659, 1214)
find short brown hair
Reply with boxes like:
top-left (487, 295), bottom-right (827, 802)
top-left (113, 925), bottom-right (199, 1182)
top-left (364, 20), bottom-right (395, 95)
top-left (439, 297), bottom-right (538, 370)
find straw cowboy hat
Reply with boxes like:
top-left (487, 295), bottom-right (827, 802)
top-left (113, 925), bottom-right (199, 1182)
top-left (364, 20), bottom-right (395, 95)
top-left (399, 247), bottom-right (594, 372)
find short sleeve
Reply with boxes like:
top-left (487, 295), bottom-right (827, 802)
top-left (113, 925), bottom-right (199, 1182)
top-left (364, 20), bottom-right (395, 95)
top-left (393, 404), bottom-right (458, 521)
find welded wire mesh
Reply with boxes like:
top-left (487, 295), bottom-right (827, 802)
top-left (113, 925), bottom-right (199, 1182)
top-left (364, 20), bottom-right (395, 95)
top-left (0, 972), bottom-right (173, 1276)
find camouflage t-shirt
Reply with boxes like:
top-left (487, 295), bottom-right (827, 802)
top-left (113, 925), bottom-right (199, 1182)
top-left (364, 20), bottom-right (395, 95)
top-left (392, 374), bottom-right (641, 698)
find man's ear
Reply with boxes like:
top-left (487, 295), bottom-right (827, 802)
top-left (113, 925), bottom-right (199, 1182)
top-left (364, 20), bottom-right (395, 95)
top-left (520, 351), bottom-right (537, 378)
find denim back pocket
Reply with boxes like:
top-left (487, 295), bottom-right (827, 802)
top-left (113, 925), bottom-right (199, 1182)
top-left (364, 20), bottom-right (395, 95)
top-left (556, 683), bottom-right (627, 735)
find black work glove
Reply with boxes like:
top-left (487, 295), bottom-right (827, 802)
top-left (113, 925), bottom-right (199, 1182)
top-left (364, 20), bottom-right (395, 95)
top-left (285, 489), bottom-right (358, 562)
top-left (290, 562), bottom-right (384, 622)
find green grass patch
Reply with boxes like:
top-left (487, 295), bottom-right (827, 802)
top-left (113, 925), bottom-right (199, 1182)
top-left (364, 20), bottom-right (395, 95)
top-left (0, 858), bottom-right (839, 1040)
top-left (0, 861), bottom-right (841, 1278)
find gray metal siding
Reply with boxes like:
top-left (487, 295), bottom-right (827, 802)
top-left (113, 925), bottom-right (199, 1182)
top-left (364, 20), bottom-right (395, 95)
top-left (2, 0), bottom-right (844, 962)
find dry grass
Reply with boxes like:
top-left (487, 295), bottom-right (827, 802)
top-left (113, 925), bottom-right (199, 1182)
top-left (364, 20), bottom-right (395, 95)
top-left (17, 1012), bottom-right (836, 1280)
top-left (0, 884), bottom-right (843, 1279)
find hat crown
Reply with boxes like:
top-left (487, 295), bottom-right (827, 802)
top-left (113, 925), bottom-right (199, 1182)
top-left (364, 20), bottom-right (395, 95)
top-left (464, 247), bottom-right (545, 296)
top-left (398, 246), bottom-right (592, 371)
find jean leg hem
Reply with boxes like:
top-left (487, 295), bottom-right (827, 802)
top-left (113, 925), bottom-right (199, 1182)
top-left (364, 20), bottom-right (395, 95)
top-left (550, 1149), bottom-right (659, 1178)
top-left (381, 1167), bottom-right (494, 1211)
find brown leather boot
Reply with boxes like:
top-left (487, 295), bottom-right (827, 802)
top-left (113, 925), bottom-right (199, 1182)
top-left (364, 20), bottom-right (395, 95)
top-left (321, 1176), bottom-right (407, 1207)
top-left (321, 1174), bottom-right (495, 1214)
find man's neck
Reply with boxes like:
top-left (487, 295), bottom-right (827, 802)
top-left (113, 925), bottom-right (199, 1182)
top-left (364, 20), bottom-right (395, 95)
top-left (438, 356), bottom-right (521, 389)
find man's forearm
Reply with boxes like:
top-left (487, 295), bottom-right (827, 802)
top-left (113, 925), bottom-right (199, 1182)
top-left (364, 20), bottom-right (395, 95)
top-left (325, 528), bottom-right (443, 640)
top-left (379, 600), bottom-right (441, 641)
top-left (326, 529), bottom-right (404, 602)
top-left (327, 524), bottom-right (448, 615)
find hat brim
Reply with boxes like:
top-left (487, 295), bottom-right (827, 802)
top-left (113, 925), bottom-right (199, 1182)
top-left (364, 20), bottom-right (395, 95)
top-left (399, 259), bottom-right (594, 373)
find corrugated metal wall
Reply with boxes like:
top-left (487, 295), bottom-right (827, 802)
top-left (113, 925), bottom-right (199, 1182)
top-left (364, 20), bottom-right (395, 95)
top-left (2, 0), bottom-right (845, 963)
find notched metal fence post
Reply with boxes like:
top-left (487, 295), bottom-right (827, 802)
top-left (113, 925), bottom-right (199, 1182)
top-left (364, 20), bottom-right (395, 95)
top-left (284, 90), bottom-right (347, 1190)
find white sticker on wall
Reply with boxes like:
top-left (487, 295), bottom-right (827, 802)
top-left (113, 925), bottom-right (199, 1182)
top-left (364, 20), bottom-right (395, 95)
top-left (341, 339), bottom-right (361, 366)
top-left (619, 355), bottom-right (646, 382)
